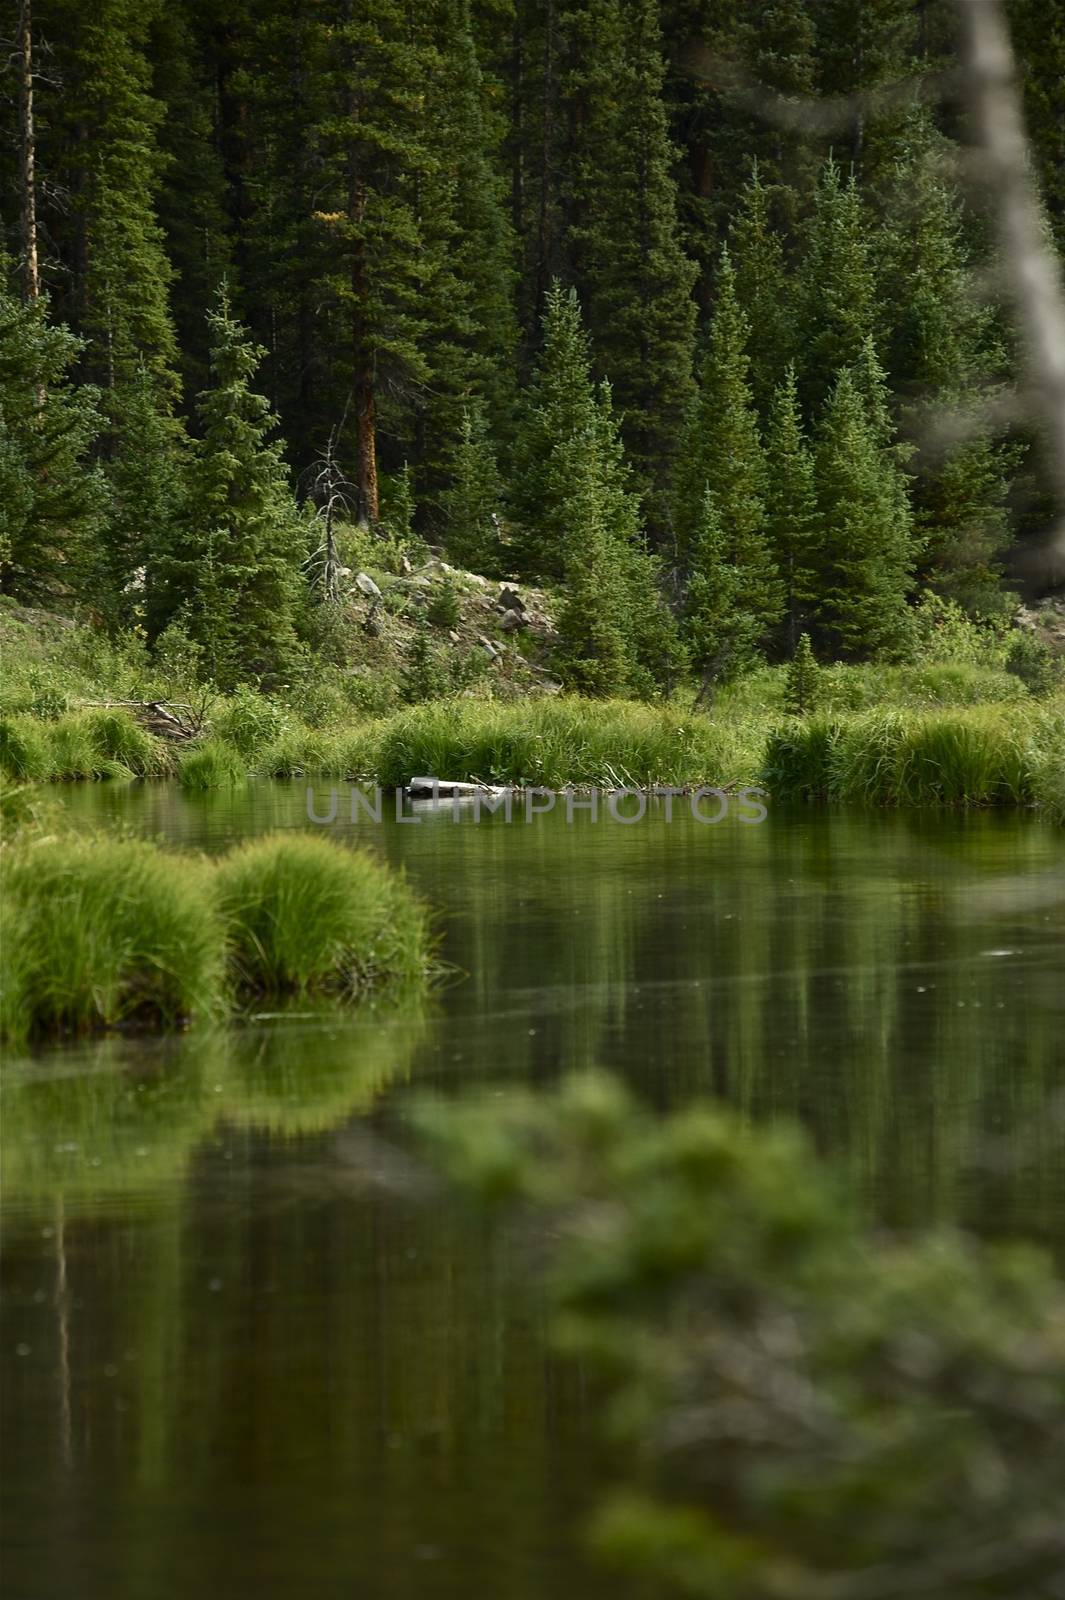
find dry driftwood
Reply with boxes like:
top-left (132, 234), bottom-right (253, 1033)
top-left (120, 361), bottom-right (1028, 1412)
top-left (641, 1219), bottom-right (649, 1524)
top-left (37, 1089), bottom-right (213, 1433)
top-left (75, 699), bottom-right (202, 742)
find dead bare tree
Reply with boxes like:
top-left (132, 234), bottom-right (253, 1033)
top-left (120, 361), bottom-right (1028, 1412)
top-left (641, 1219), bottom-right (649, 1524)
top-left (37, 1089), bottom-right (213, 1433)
top-left (303, 416), bottom-right (356, 605)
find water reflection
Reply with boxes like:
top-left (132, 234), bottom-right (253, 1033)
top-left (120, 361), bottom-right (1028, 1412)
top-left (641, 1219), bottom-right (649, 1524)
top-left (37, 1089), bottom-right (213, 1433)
top-left (3, 784), bottom-right (1064, 1598)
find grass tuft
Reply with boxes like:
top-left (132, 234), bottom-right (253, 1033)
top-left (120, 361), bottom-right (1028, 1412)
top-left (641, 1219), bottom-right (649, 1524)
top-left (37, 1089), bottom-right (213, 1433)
top-left (178, 739), bottom-right (247, 790)
top-left (0, 716), bottom-right (53, 781)
top-left (370, 697), bottom-right (750, 790)
top-left (213, 832), bottom-right (431, 996)
top-left (764, 706), bottom-right (1043, 807)
top-left (81, 708), bottom-right (172, 777)
top-left (1, 837), bottom-right (223, 1043)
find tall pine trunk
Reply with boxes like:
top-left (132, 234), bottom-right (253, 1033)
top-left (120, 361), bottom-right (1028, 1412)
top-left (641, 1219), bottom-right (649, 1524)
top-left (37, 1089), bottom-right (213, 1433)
top-left (18, 0), bottom-right (39, 304)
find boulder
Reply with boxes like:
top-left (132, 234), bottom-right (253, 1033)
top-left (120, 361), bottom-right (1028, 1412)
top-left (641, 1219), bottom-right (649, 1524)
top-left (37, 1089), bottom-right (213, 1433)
top-left (355, 571), bottom-right (382, 599)
top-left (498, 584), bottom-right (525, 613)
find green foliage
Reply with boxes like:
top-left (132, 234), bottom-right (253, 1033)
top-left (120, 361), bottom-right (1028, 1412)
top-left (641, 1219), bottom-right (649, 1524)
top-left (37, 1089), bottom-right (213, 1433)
top-left (0, 716), bottom-right (53, 781)
top-left (212, 832), bottom-right (429, 996)
top-left (211, 688), bottom-right (288, 757)
top-left (1005, 630), bottom-right (1060, 696)
top-left (426, 576), bottom-right (461, 630)
top-left (370, 696), bottom-right (746, 791)
top-left (797, 158), bottom-right (879, 410)
top-left (560, 0), bottom-right (698, 530)
top-left (683, 490), bottom-right (764, 689)
top-left (812, 366), bottom-right (914, 658)
top-left (442, 403), bottom-right (505, 574)
top-left (784, 632), bottom-right (821, 714)
top-left (729, 163), bottom-right (795, 413)
top-left (0, 280), bottom-right (107, 604)
top-left (764, 366), bottom-right (819, 651)
top-left (1, 836), bottom-right (222, 1042)
top-left (905, 592), bottom-right (1010, 669)
top-left (419, 1072), bottom-right (1065, 1599)
top-left (0, 827), bottom-right (431, 1043)
top-left (764, 705), bottom-right (1044, 807)
top-left (400, 625), bottom-right (453, 705)
top-left (510, 282), bottom-right (600, 581)
top-left (177, 740), bottom-right (245, 791)
top-left (147, 286), bottom-right (306, 689)
top-left (80, 708), bottom-right (171, 776)
top-left (98, 365), bottom-right (186, 631)
top-left (3, 0), bottom-right (1057, 639)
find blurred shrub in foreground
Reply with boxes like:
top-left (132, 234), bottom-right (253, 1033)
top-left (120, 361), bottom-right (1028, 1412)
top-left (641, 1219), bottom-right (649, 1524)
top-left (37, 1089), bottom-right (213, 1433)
top-left (416, 1074), bottom-right (1065, 1600)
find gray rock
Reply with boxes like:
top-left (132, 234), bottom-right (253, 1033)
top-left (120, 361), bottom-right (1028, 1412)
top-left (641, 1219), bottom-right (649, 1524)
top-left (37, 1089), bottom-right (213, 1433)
top-left (499, 609), bottom-right (525, 633)
top-left (478, 634), bottom-right (499, 658)
top-left (355, 571), bottom-right (382, 599)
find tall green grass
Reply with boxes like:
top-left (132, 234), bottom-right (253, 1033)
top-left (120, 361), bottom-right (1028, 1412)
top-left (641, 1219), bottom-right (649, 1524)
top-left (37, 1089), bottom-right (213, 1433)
top-left (369, 697), bottom-right (754, 789)
top-left (1, 831), bottom-right (433, 1043)
top-left (763, 706), bottom-right (1044, 807)
top-left (1, 837), bottom-right (223, 1043)
top-left (81, 708), bottom-right (172, 776)
top-left (0, 708), bottom-right (170, 782)
top-left (213, 833), bottom-right (430, 996)
top-left (178, 739), bottom-right (247, 790)
top-left (0, 716), bottom-right (52, 781)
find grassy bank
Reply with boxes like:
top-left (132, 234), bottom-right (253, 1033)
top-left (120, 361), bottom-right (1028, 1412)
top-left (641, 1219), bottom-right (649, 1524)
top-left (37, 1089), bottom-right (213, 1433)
top-left (1, 831), bottom-right (432, 1047)
top-left (763, 703), bottom-right (1064, 809)
top-left (3, 689), bottom-right (1063, 821)
top-left (1, 596), bottom-right (1062, 821)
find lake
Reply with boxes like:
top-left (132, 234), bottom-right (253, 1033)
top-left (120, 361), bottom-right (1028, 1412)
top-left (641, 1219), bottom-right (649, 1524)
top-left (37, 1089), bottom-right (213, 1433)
top-left (3, 783), bottom-right (1064, 1598)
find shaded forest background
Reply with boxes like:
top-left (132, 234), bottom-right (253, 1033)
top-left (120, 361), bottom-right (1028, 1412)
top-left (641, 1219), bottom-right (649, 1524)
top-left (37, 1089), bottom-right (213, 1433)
top-left (2, 0), bottom-right (1064, 690)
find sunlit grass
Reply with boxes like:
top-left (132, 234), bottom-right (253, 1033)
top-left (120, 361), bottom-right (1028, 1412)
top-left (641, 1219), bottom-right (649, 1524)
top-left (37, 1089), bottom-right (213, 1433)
top-left (213, 832), bottom-right (431, 997)
top-left (763, 704), bottom-right (1052, 807)
top-left (1, 837), bottom-right (224, 1043)
top-left (177, 739), bottom-right (246, 790)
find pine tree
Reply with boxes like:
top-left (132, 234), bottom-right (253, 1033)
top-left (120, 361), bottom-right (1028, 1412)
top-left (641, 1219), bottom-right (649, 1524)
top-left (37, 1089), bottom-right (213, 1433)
top-left (875, 121), bottom-right (1015, 614)
top-left (1008, 0), bottom-right (1065, 253)
top-left (0, 276), bottom-right (106, 605)
top-left (307, 1), bottom-right (441, 524)
top-left (813, 0), bottom-right (920, 178)
top-left (676, 250), bottom-right (783, 641)
top-left (420, 0), bottom-right (519, 471)
top-left (554, 421), bottom-right (632, 697)
top-left (592, 383), bottom-right (686, 694)
top-left (784, 631), bottom-right (820, 713)
top-left (560, 0), bottom-right (698, 532)
top-left (684, 489), bottom-right (764, 689)
top-left (813, 367), bottom-right (914, 658)
top-left (147, 288), bottom-right (305, 688)
top-left (147, 0), bottom-right (234, 401)
top-left (442, 402), bottom-right (506, 575)
top-left (509, 281), bottom-right (599, 579)
top-left (96, 363), bottom-right (186, 630)
top-left (729, 163), bottom-right (797, 416)
top-left (657, 0), bottom-right (816, 290)
top-left (764, 366), bottom-right (819, 652)
top-left (797, 159), bottom-right (878, 412)
top-left (38, 0), bottom-right (180, 406)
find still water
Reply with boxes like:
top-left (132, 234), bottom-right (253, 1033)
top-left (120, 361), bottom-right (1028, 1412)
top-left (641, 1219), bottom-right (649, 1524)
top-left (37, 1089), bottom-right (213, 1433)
top-left (3, 783), bottom-right (1064, 1598)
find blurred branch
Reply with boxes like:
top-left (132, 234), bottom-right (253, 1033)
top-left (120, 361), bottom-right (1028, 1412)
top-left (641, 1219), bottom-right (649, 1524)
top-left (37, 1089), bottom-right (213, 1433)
top-left (957, 0), bottom-right (1065, 566)
top-left (677, 40), bottom-right (956, 136)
